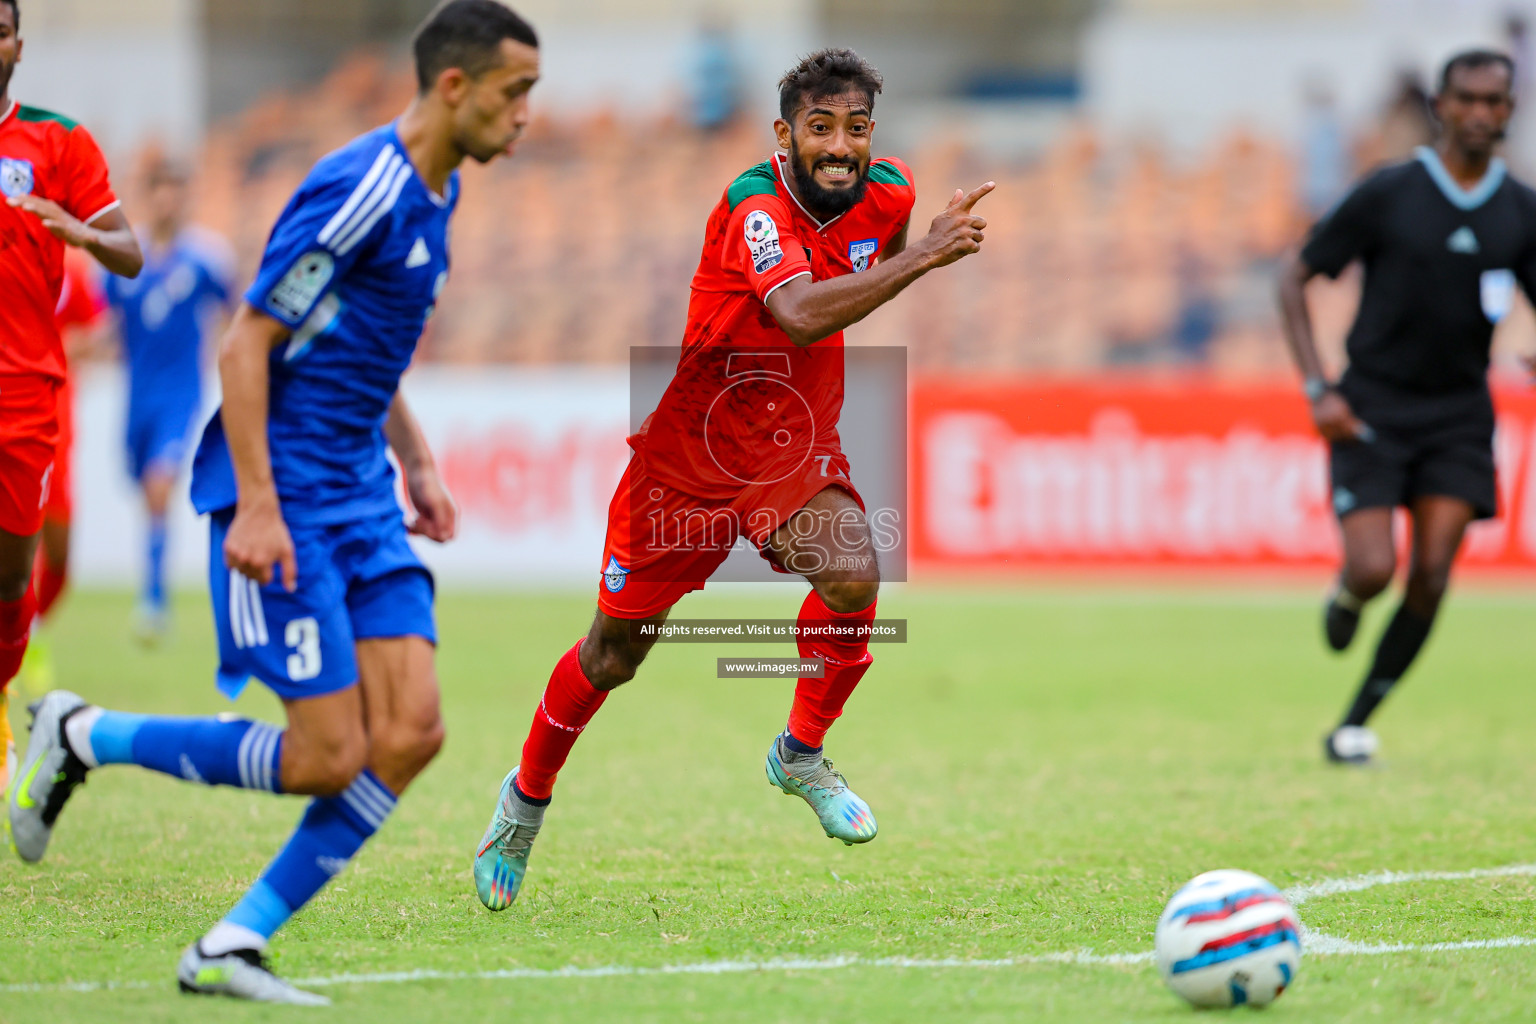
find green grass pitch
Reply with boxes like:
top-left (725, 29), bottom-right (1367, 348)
top-left (4, 584), bottom-right (1536, 1022)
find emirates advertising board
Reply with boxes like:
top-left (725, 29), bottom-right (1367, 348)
top-left (912, 378), bottom-right (1536, 573)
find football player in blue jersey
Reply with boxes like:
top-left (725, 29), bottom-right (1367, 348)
top-left (104, 157), bottom-right (235, 641)
top-left (8, 0), bottom-right (540, 1004)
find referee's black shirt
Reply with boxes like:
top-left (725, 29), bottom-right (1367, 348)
top-left (1302, 147), bottom-right (1536, 413)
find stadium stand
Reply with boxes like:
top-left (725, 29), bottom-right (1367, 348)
top-left (123, 53), bottom-right (1505, 373)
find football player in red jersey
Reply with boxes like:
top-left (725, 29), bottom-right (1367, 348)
top-left (0, 0), bottom-right (143, 791)
top-left (474, 48), bottom-right (993, 911)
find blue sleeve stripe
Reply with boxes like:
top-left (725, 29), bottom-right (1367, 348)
top-left (317, 145), bottom-right (401, 250)
top-left (334, 160), bottom-right (411, 256)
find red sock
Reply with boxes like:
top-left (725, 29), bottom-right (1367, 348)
top-left (787, 590), bottom-right (876, 749)
top-left (516, 639), bottom-right (609, 799)
top-left (33, 548), bottom-right (66, 620)
top-left (0, 586), bottom-right (37, 690)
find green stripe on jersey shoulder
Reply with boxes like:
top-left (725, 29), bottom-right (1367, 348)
top-left (17, 105), bottom-right (81, 131)
top-left (727, 160), bottom-right (779, 211)
top-left (868, 160), bottom-right (910, 187)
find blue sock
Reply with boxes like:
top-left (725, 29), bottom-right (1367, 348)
top-left (85, 710), bottom-right (284, 793)
top-left (780, 729), bottom-right (822, 757)
top-left (224, 770), bottom-right (398, 940)
top-left (145, 516), bottom-right (168, 611)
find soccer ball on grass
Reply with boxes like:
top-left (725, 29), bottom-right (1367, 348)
top-left (1154, 869), bottom-right (1301, 1008)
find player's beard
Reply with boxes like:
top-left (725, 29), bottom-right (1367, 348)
top-left (789, 138), bottom-right (869, 221)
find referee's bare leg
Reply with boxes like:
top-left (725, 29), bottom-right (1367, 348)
top-left (1336, 496), bottom-right (1475, 734)
top-left (1322, 507), bottom-right (1393, 653)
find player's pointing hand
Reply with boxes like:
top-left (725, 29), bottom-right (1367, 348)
top-left (921, 181), bottom-right (996, 268)
top-left (948, 181), bottom-right (996, 214)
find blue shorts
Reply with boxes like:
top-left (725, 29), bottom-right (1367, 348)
top-left (127, 407), bottom-right (196, 481)
top-left (208, 508), bottom-right (436, 701)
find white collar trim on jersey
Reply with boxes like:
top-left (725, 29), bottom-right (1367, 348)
top-left (774, 152), bottom-right (846, 233)
top-left (1415, 145), bottom-right (1507, 211)
top-left (0, 100), bottom-right (16, 127)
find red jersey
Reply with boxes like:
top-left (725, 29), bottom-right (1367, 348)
top-left (56, 247), bottom-right (106, 333)
top-left (0, 100), bottom-right (119, 382)
top-left (638, 152), bottom-right (915, 498)
top-left (42, 249), bottom-right (103, 524)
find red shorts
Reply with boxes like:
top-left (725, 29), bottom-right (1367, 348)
top-left (42, 376), bottom-right (72, 525)
top-left (0, 375), bottom-right (61, 538)
top-left (597, 447), bottom-right (862, 620)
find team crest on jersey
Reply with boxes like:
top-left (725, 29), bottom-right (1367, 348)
top-left (848, 238), bottom-right (879, 273)
top-left (744, 210), bottom-right (784, 274)
top-left (0, 157), bottom-right (34, 199)
top-left (268, 250), bottom-right (336, 322)
top-left (603, 556), bottom-right (630, 593)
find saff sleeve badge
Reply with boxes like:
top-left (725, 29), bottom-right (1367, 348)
top-left (744, 210), bottom-right (785, 275)
top-left (268, 251), bottom-right (336, 322)
top-left (0, 158), bottom-right (35, 199)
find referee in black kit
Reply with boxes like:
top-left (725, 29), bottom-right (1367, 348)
top-left (1279, 49), bottom-right (1536, 765)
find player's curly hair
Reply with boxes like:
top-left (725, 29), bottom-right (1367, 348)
top-left (414, 0), bottom-right (538, 93)
top-left (778, 48), bottom-right (883, 122)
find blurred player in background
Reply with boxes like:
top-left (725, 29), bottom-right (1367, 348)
top-left (473, 48), bottom-right (993, 911)
top-left (9, 0), bottom-right (537, 1002)
top-left (0, 0), bottom-right (142, 793)
top-left (19, 249), bottom-right (108, 690)
top-left (1278, 50), bottom-right (1536, 765)
top-left (104, 157), bottom-right (234, 642)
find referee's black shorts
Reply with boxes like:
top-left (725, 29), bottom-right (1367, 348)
top-left (1329, 378), bottom-right (1497, 522)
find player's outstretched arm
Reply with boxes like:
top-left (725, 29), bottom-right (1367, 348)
top-left (219, 304), bottom-right (299, 591)
top-left (5, 196), bottom-right (143, 278)
top-left (1277, 249), bottom-right (1367, 442)
top-left (765, 181), bottom-right (994, 347)
top-left (385, 392), bottom-right (458, 543)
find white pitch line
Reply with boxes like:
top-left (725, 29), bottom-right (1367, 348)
top-left (1303, 934), bottom-right (1536, 956)
top-left (1284, 863), bottom-right (1536, 906)
top-left (8, 863), bottom-right (1536, 996)
top-left (0, 980), bottom-right (153, 994)
top-left (292, 951), bottom-right (1159, 989)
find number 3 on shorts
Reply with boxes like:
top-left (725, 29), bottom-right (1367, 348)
top-left (286, 617), bottom-right (322, 681)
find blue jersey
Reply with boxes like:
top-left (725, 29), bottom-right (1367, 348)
top-left (105, 228), bottom-right (233, 417)
top-left (191, 123), bottom-right (457, 525)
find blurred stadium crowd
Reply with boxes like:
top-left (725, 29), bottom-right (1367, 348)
top-left (98, 46), bottom-right (1528, 375)
top-left (143, 52), bottom-right (1295, 371)
top-left (133, 53), bottom-right (1279, 371)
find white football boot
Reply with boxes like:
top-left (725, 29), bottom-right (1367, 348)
top-left (177, 942), bottom-right (329, 1006)
top-left (1324, 725), bottom-right (1379, 766)
top-left (8, 690), bottom-right (89, 861)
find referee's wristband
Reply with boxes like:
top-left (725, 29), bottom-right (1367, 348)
top-left (1302, 377), bottom-right (1333, 402)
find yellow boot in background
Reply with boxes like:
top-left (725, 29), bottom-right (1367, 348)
top-left (1, 688), bottom-right (14, 800)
